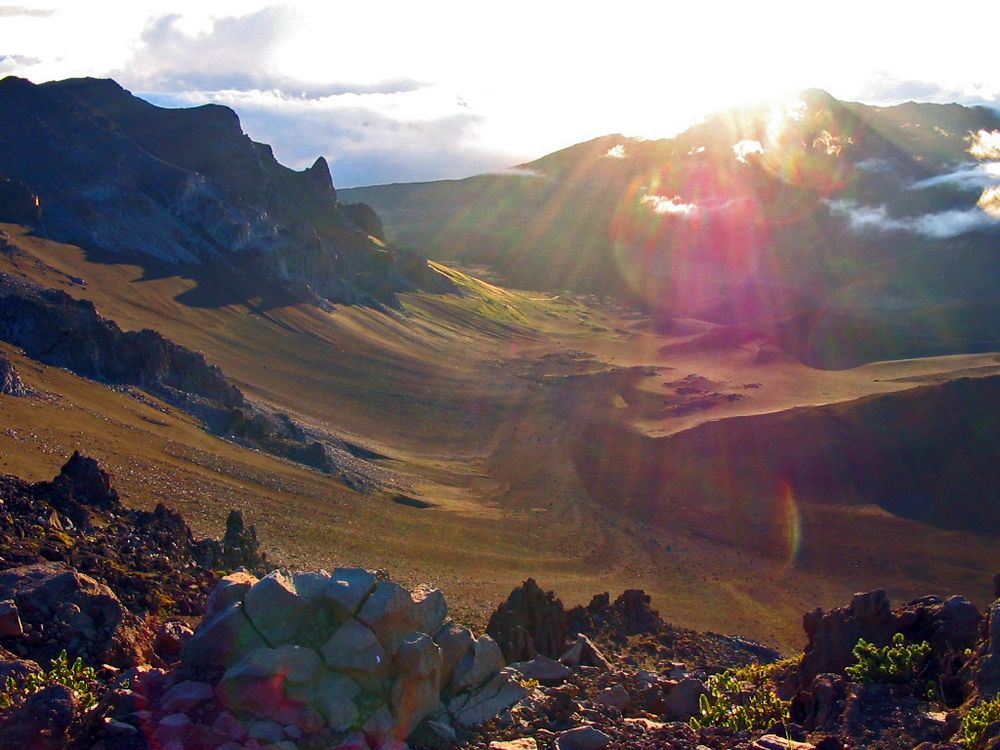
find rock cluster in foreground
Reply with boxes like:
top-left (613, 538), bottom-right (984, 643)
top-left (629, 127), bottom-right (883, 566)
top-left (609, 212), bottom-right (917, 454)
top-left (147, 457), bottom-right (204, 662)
top-left (106, 569), bottom-right (525, 749)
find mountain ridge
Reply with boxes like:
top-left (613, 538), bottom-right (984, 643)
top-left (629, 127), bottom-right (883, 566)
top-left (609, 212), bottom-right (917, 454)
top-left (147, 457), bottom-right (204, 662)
top-left (0, 75), bottom-right (451, 308)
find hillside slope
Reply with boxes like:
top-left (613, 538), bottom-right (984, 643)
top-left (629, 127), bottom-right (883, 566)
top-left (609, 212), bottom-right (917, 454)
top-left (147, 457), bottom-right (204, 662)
top-left (344, 91), bottom-right (1000, 366)
top-left (0, 76), bottom-right (449, 307)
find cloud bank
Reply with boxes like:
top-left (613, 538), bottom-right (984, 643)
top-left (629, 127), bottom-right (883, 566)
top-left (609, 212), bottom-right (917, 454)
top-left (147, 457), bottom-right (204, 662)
top-left (827, 200), bottom-right (1000, 239)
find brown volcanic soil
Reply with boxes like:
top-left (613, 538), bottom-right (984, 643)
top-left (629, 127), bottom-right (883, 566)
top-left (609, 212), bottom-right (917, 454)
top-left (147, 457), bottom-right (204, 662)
top-left (1, 223), bottom-right (999, 651)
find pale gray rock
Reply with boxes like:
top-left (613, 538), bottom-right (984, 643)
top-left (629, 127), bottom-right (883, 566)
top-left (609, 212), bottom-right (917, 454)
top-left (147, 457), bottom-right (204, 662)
top-left (412, 585), bottom-right (448, 635)
top-left (435, 622), bottom-right (475, 686)
top-left (311, 670), bottom-right (361, 729)
top-left (324, 568), bottom-right (377, 619)
top-left (204, 571), bottom-right (258, 622)
top-left (595, 684), bottom-right (629, 712)
top-left (0, 599), bottom-right (23, 638)
top-left (664, 677), bottom-right (706, 721)
top-left (181, 602), bottom-right (268, 671)
top-left (448, 667), bottom-right (526, 727)
top-left (556, 726), bottom-right (611, 750)
top-left (244, 570), bottom-right (306, 645)
top-left (321, 618), bottom-right (387, 675)
top-left (452, 634), bottom-right (505, 692)
top-left (358, 581), bottom-right (421, 652)
top-left (511, 655), bottom-right (570, 684)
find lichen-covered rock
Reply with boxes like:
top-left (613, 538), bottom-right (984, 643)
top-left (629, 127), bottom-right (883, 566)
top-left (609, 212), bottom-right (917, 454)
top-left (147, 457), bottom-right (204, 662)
top-left (204, 571), bottom-right (259, 621)
top-left (244, 570), bottom-right (311, 646)
top-left (391, 632), bottom-right (444, 737)
top-left (311, 670), bottom-right (361, 729)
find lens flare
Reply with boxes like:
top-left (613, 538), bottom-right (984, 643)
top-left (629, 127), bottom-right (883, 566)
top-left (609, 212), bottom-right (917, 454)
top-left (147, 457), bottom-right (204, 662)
top-left (777, 480), bottom-right (802, 566)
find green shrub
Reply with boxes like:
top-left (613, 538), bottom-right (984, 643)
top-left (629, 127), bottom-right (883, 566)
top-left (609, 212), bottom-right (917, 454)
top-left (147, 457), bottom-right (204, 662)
top-left (689, 662), bottom-right (790, 732)
top-left (846, 633), bottom-right (931, 684)
top-left (961, 696), bottom-right (1000, 747)
top-left (0, 649), bottom-right (100, 712)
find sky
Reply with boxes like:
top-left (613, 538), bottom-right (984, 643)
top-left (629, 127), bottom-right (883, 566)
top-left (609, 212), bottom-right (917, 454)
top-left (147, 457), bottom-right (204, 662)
top-left (2, 1), bottom-right (1000, 187)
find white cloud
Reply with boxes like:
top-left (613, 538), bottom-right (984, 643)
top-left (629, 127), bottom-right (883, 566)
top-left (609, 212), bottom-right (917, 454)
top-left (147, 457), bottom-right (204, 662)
top-left (910, 162), bottom-right (1000, 190)
top-left (732, 139), bottom-right (764, 163)
top-left (0, 6), bottom-right (53, 17)
top-left (826, 199), bottom-right (1000, 238)
top-left (855, 158), bottom-right (895, 174)
top-left (641, 194), bottom-right (698, 216)
top-left (969, 129), bottom-right (1000, 160)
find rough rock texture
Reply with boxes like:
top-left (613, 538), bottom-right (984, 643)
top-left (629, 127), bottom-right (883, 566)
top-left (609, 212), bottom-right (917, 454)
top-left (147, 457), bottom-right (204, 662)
top-left (0, 352), bottom-right (32, 397)
top-left (0, 76), bottom-right (452, 307)
top-left (0, 562), bottom-right (150, 668)
top-left (0, 273), bottom-right (345, 474)
top-left (800, 590), bottom-right (981, 701)
top-left (488, 579), bottom-right (569, 663)
top-left (978, 599), bottom-right (1000, 699)
top-left (0, 683), bottom-right (77, 750)
top-left (174, 569), bottom-right (523, 745)
top-left (0, 454), bottom-right (265, 628)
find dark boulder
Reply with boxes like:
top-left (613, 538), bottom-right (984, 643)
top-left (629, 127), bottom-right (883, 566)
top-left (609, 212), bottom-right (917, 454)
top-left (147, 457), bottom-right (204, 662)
top-left (0, 683), bottom-right (76, 750)
top-left (0, 178), bottom-right (41, 224)
top-left (0, 562), bottom-right (149, 668)
top-left (487, 579), bottom-right (568, 663)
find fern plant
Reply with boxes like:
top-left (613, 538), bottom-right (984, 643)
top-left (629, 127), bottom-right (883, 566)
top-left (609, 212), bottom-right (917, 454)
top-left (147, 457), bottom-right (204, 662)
top-left (0, 649), bottom-right (100, 712)
top-left (846, 633), bottom-right (931, 684)
top-left (689, 662), bottom-right (789, 732)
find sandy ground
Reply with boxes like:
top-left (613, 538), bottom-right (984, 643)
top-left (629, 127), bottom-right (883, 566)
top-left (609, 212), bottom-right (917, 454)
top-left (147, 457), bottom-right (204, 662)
top-left (1, 224), bottom-right (997, 652)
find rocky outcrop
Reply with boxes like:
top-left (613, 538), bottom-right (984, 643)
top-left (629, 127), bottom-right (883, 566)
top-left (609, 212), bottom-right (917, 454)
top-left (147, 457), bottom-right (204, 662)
top-left (0, 453), bottom-right (265, 637)
top-left (977, 600), bottom-right (1000, 699)
top-left (0, 562), bottom-right (150, 668)
top-left (0, 177), bottom-right (42, 225)
top-left (0, 273), bottom-right (342, 473)
top-left (0, 76), bottom-right (452, 307)
top-left (567, 589), bottom-right (662, 638)
top-left (800, 590), bottom-right (981, 700)
top-left (174, 569), bottom-right (524, 745)
top-left (0, 683), bottom-right (77, 750)
top-left (0, 352), bottom-right (31, 397)
top-left (488, 579), bottom-right (569, 663)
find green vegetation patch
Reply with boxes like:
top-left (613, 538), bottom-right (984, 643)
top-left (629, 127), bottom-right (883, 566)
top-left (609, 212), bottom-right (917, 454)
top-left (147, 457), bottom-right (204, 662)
top-left (690, 661), bottom-right (790, 732)
top-left (0, 649), bottom-right (100, 712)
top-left (846, 633), bottom-right (931, 684)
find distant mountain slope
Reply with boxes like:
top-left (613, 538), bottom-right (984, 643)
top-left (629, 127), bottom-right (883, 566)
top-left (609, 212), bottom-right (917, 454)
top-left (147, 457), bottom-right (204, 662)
top-left (0, 76), bottom-right (449, 307)
top-left (344, 90), bottom-right (1000, 365)
top-left (574, 374), bottom-right (1000, 549)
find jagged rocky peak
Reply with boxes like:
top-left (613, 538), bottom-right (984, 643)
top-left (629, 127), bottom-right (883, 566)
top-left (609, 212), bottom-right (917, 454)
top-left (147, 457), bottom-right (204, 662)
top-left (305, 155), bottom-right (337, 202)
top-left (0, 75), bottom-right (451, 305)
